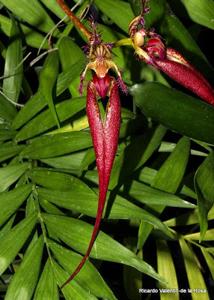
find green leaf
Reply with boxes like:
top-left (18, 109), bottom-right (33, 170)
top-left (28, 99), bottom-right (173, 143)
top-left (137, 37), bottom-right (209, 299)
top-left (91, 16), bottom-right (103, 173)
top-left (30, 167), bottom-right (91, 191)
top-left (144, 0), bottom-right (166, 27)
top-left (179, 238), bottom-right (209, 300)
top-left (43, 214), bottom-right (166, 283)
top-left (138, 167), bottom-right (197, 200)
top-left (0, 0), bottom-right (57, 34)
top-left (0, 163), bottom-right (29, 192)
top-left (128, 0), bottom-right (142, 15)
top-left (0, 128), bottom-right (16, 142)
top-left (39, 198), bottom-right (64, 216)
top-left (56, 60), bottom-right (85, 96)
top-left (12, 92), bottom-right (44, 130)
top-left (0, 93), bottom-right (17, 122)
top-left (181, 0), bottom-right (214, 29)
top-left (41, 151), bottom-right (86, 173)
top-left (20, 132), bottom-right (92, 159)
top-left (131, 82), bottom-right (214, 144)
top-left (165, 206), bottom-right (214, 227)
top-left (39, 187), bottom-right (172, 236)
top-left (194, 152), bottom-right (214, 240)
top-left (0, 184), bottom-right (32, 225)
top-left (5, 237), bottom-right (43, 300)
top-left (185, 229), bottom-right (214, 241)
top-left (3, 17), bottom-right (23, 103)
top-left (0, 143), bottom-right (25, 163)
top-left (160, 12), bottom-right (214, 81)
top-left (94, 0), bottom-right (134, 32)
top-left (34, 259), bottom-right (59, 300)
top-left (15, 97), bottom-right (86, 141)
top-left (0, 215), bottom-right (15, 240)
top-left (0, 213), bottom-right (37, 275)
top-left (157, 240), bottom-right (179, 300)
top-left (137, 136), bottom-right (190, 248)
top-left (0, 14), bottom-right (48, 49)
top-left (39, 51), bottom-right (60, 128)
top-left (52, 260), bottom-right (97, 300)
top-left (40, 0), bottom-right (67, 19)
top-left (31, 168), bottom-right (173, 236)
top-left (159, 141), bottom-right (208, 157)
top-left (152, 137), bottom-right (190, 193)
top-left (109, 125), bottom-right (167, 189)
top-left (126, 180), bottom-right (195, 208)
top-left (58, 37), bottom-right (85, 97)
top-left (123, 238), bottom-right (142, 300)
top-left (201, 248), bottom-right (214, 279)
top-left (49, 241), bottom-right (116, 300)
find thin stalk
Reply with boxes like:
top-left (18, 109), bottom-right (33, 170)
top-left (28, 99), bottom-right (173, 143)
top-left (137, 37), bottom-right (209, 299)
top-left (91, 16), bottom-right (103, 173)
top-left (56, 0), bottom-right (91, 40)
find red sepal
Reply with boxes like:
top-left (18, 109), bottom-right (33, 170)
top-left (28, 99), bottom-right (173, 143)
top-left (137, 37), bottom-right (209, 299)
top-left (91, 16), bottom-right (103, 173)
top-left (61, 77), bottom-right (120, 288)
top-left (154, 49), bottom-right (214, 105)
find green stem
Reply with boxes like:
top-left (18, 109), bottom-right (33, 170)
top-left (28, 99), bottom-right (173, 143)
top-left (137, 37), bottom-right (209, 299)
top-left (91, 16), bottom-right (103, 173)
top-left (114, 38), bottom-right (133, 47)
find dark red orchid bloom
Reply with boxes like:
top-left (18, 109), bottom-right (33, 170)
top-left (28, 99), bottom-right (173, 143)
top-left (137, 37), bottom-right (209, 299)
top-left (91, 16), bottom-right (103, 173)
top-left (129, 5), bottom-right (214, 105)
top-left (57, 0), bottom-right (127, 288)
top-left (60, 24), bottom-right (126, 288)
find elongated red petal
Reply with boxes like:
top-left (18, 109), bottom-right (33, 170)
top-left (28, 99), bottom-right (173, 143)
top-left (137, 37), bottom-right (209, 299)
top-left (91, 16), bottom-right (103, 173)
top-left (154, 49), bottom-right (214, 105)
top-left (61, 78), bottom-right (120, 288)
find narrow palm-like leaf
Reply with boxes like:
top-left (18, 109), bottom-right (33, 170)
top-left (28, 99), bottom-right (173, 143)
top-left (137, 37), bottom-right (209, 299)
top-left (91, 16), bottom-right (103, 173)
top-left (52, 260), bottom-right (97, 300)
top-left (39, 51), bottom-right (60, 128)
top-left (185, 229), bottom-right (214, 241)
top-left (38, 187), bottom-right (172, 236)
top-left (1, 0), bottom-right (57, 34)
top-left (0, 143), bottom-right (24, 163)
top-left (49, 241), bottom-right (116, 300)
top-left (0, 215), bottom-right (15, 240)
top-left (3, 17), bottom-right (23, 103)
top-left (94, 0), bottom-right (134, 32)
top-left (0, 184), bottom-right (32, 226)
top-left (41, 151), bottom-right (86, 172)
top-left (0, 213), bottom-right (37, 275)
top-left (179, 238), bottom-right (209, 300)
top-left (181, 0), bottom-right (214, 29)
top-left (30, 168), bottom-right (172, 236)
top-left (0, 14), bottom-right (48, 49)
top-left (137, 136), bottom-right (190, 248)
top-left (58, 36), bottom-right (85, 97)
top-left (20, 132), bottom-right (92, 159)
top-left (0, 128), bottom-right (16, 142)
top-left (160, 10), bottom-right (214, 80)
top-left (126, 180), bottom-right (195, 208)
top-left (0, 93), bottom-right (17, 122)
top-left (12, 92), bottom-right (43, 130)
top-left (109, 125), bottom-right (166, 189)
top-left (157, 240), bottom-right (179, 300)
top-left (43, 214), bottom-right (166, 283)
top-left (5, 237), bottom-right (43, 300)
top-left (0, 163), bottom-right (29, 192)
top-left (34, 259), bottom-right (59, 300)
top-left (15, 97), bottom-right (85, 141)
top-left (194, 152), bottom-right (214, 240)
top-left (201, 248), bottom-right (214, 279)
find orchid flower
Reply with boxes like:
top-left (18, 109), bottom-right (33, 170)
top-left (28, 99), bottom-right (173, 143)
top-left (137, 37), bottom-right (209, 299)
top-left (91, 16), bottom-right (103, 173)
top-left (57, 0), bottom-right (126, 288)
top-left (128, 1), bottom-right (214, 105)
